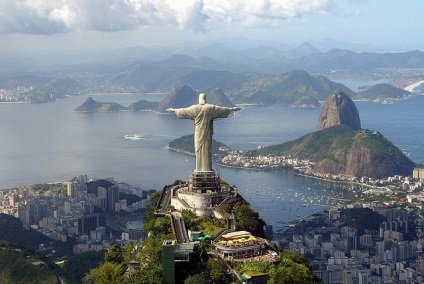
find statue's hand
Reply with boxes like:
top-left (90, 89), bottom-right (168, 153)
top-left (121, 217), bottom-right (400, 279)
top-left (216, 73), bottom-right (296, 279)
top-left (166, 108), bottom-right (176, 112)
top-left (231, 107), bottom-right (241, 111)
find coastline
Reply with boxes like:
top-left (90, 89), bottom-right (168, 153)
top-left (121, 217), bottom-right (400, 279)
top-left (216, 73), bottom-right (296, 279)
top-left (292, 171), bottom-right (381, 190)
top-left (404, 80), bottom-right (424, 92)
top-left (217, 162), bottom-right (287, 171)
top-left (352, 94), bottom-right (415, 104)
top-left (166, 146), bottom-right (195, 156)
top-left (169, 145), bottom-right (386, 190)
top-left (218, 160), bottom-right (386, 191)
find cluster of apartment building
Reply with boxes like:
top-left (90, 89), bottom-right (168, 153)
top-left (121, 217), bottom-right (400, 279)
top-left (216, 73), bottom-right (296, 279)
top-left (0, 86), bottom-right (32, 102)
top-left (221, 150), bottom-right (424, 198)
top-left (0, 175), bottom-right (152, 254)
top-left (278, 203), bottom-right (424, 284)
top-left (220, 149), bottom-right (314, 170)
top-left (302, 169), bottom-right (424, 192)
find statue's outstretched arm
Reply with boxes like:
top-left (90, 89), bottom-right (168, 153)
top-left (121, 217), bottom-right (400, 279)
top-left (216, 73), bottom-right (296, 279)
top-left (166, 108), bottom-right (176, 112)
top-left (231, 107), bottom-right (241, 111)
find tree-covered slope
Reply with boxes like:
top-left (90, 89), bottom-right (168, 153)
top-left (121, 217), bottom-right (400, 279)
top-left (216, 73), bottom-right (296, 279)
top-left (0, 241), bottom-right (75, 284)
top-left (168, 134), bottom-right (227, 156)
top-left (127, 99), bottom-right (159, 111)
top-left (251, 125), bottom-right (415, 178)
top-left (75, 97), bottom-right (126, 112)
top-left (0, 214), bottom-right (73, 258)
top-left (233, 70), bottom-right (355, 105)
top-left (355, 83), bottom-right (411, 101)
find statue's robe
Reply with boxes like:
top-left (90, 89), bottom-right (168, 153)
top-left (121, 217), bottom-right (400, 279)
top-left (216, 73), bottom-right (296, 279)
top-left (174, 103), bottom-right (232, 172)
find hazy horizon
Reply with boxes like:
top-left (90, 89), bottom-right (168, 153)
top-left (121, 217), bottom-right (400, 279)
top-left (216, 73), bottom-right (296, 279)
top-left (1, 0), bottom-right (423, 67)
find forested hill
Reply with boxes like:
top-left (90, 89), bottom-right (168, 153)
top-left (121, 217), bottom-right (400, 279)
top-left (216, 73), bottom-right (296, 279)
top-left (75, 97), bottom-right (126, 112)
top-left (75, 97), bottom-right (159, 112)
top-left (232, 70), bottom-right (354, 105)
top-left (355, 83), bottom-right (411, 101)
top-left (0, 241), bottom-right (74, 284)
top-left (0, 213), bottom-right (73, 257)
top-left (250, 125), bottom-right (415, 178)
top-left (168, 134), bottom-right (227, 156)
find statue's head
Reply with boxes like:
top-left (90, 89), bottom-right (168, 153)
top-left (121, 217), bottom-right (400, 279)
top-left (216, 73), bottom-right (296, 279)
top-left (199, 93), bottom-right (207, 105)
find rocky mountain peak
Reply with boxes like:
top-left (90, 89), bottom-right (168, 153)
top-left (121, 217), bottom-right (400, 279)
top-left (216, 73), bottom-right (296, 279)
top-left (317, 90), bottom-right (361, 130)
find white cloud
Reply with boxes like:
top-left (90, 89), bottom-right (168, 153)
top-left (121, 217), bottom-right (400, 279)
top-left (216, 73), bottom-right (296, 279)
top-left (0, 0), bottom-right (333, 34)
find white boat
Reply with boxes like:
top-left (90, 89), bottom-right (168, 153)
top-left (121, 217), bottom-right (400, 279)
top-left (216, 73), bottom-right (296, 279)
top-left (124, 134), bottom-right (142, 141)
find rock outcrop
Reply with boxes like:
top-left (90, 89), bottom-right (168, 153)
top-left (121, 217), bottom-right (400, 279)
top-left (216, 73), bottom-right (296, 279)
top-left (252, 90), bottom-right (415, 178)
top-left (317, 90), bottom-right (361, 130)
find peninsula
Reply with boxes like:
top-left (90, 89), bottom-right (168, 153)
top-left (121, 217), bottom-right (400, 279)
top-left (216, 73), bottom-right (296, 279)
top-left (354, 83), bottom-right (412, 102)
top-left (170, 91), bottom-right (415, 180)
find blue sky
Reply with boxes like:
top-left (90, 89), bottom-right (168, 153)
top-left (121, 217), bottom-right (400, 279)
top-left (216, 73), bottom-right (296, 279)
top-left (0, 0), bottom-right (423, 58)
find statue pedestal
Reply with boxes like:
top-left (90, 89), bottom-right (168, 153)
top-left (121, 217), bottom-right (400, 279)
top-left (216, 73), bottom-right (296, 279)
top-left (169, 169), bottom-right (235, 218)
top-left (189, 170), bottom-right (220, 193)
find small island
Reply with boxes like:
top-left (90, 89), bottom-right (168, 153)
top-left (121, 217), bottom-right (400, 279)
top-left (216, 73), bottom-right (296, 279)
top-left (75, 85), bottom-right (235, 113)
top-left (75, 97), bottom-right (159, 112)
top-left (354, 83), bottom-right (412, 103)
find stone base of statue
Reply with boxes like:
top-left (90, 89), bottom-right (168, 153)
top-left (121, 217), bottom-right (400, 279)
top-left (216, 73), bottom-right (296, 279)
top-left (169, 169), bottom-right (237, 218)
top-left (189, 170), bottom-right (220, 193)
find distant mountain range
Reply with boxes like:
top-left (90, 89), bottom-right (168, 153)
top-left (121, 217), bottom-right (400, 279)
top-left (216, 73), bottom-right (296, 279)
top-left (112, 43), bottom-right (424, 75)
top-left (76, 68), bottom-right (413, 113)
top-left (111, 69), bottom-right (359, 107)
top-left (111, 49), bottom-right (424, 89)
top-left (231, 70), bottom-right (355, 106)
top-left (1, 38), bottom-right (422, 104)
top-left (294, 49), bottom-right (424, 72)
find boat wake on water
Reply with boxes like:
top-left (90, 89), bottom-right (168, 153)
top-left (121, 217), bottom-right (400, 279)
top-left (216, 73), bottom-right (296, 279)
top-left (124, 134), bottom-right (177, 141)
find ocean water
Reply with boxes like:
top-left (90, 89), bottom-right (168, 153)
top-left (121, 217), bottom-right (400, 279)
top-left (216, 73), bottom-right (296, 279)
top-left (0, 92), bottom-right (423, 230)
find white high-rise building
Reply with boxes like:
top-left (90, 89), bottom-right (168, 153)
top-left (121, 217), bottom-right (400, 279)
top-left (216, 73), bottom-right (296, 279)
top-left (67, 181), bottom-right (75, 197)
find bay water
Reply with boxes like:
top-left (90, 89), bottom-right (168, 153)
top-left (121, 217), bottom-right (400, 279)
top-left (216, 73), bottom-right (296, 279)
top-left (0, 92), bottom-right (423, 230)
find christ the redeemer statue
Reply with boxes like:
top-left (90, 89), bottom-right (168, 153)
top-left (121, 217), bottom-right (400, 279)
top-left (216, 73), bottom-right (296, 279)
top-left (167, 93), bottom-right (241, 172)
